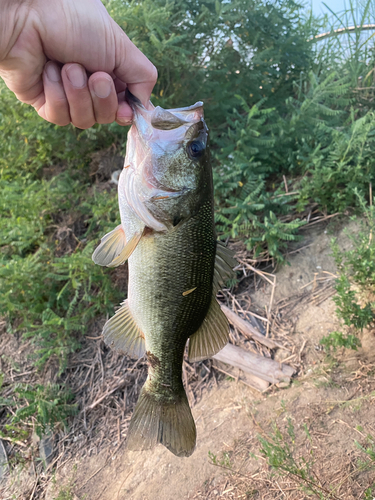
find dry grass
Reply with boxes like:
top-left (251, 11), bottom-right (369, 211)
top-left (0, 214), bottom-right (362, 499)
top-left (193, 376), bottom-right (375, 500)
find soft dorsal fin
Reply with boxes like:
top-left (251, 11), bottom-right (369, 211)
top-left (103, 300), bottom-right (146, 359)
top-left (92, 225), bottom-right (143, 267)
top-left (213, 241), bottom-right (238, 292)
top-left (188, 296), bottom-right (229, 362)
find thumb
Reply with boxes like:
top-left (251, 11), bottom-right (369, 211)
top-left (112, 23), bottom-right (157, 107)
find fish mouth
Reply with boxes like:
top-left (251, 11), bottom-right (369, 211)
top-left (125, 89), bottom-right (205, 133)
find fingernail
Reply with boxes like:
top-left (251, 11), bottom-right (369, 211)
top-left (45, 63), bottom-right (60, 82)
top-left (92, 78), bottom-right (112, 99)
top-left (66, 64), bottom-right (86, 88)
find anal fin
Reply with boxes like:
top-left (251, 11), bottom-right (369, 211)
top-left (103, 300), bottom-right (146, 359)
top-left (188, 296), bottom-right (229, 362)
top-left (92, 225), bottom-right (143, 267)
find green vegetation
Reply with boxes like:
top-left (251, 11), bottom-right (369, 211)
top-left (209, 417), bottom-right (375, 499)
top-left (0, 0), bottom-right (375, 464)
top-left (9, 383), bottom-right (76, 439)
top-left (0, 86), bottom-right (123, 439)
top-left (104, 0), bottom-right (375, 260)
top-left (258, 420), bottom-right (327, 498)
top-left (321, 198), bottom-right (375, 353)
top-left (258, 420), bottom-right (375, 499)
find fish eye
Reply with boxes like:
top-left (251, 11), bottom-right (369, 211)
top-left (187, 140), bottom-right (205, 160)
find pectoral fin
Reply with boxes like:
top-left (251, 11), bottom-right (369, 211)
top-left (103, 300), bottom-right (146, 359)
top-left (188, 296), bottom-right (229, 362)
top-left (92, 225), bottom-right (143, 267)
top-left (213, 241), bottom-right (238, 292)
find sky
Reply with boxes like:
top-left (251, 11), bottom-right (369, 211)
top-left (310, 0), bottom-right (348, 15)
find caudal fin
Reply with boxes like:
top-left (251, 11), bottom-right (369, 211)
top-left (126, 385), bottom-right (196, 458)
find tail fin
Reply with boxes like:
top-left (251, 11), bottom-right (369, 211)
top-left (126, 384), bottom-right (196, 458)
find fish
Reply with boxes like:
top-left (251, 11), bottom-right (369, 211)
top-left (92, 91), bottom-right (237, 458)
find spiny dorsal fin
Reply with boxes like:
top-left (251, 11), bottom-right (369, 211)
top-left (103, 300), bottom-right (146, 359)
top-left (188, 296), bottom-right (229, 362)
top-left (213, 241), bottom-right (238, 292)
top-left (92, 225), bottom-right (143, 267)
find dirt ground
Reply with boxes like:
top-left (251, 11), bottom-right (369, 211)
top-left (37, 219), bottom-right (375, 500)
top-left (3, 219), bottom-right (375, 499)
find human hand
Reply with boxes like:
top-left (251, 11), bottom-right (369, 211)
top-left (0, 0), bottom-right (157, 128)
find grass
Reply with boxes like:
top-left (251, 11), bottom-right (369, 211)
top-left (0, 82), bottom-right (125, 456)
top-left (205, 378), bottom-right (375, 499)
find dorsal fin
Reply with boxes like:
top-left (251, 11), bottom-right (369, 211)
top-left (213, 241), bottom-right (238, 292)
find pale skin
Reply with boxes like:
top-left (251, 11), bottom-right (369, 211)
top-left (0, 0), bottom-right (157, 128)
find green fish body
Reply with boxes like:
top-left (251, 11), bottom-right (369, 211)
top-left (93, 92), bottom-right (236, 457)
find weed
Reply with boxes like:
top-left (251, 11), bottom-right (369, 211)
top-left (320, 331), bottom-right (361, 353)
top-left (321, 197), bottom-right (375, 352)
top-left (51, 464), bottom-right (78, 500)
top-left (11, 384), bottom-right (77, 438)
top-left (258, 422), bottom-right (329, 498)
top-left (355, 435), bottom-right (375, 497)
top-left (208, 450), bottom-right (232, 469)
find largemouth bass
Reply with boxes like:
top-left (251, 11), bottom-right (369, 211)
top-left (92, 91), bottom-right (236, 457)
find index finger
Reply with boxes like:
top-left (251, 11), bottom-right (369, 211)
top-left (111, 23), bottom-right (157, 107)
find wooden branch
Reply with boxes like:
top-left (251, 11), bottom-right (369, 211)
top-left (312, 24), bottom-right (375, 42)
top-left (213, 344), bottom-right (295, 385)
top-left (221, 304), bottom-right (284, 349)
top-left (84, 380), bottom-right (127, 411)
top-left (212, 363), bottom-right (269, 392)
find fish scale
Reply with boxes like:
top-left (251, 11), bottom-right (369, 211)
top-left (128, 200), bottom-right (216, 391)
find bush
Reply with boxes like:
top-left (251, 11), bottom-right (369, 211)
top-left (321, 196), bottom-right (375, 352)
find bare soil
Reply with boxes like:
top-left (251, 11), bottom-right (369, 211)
top-left (4, 219), bottom-right (375, 500)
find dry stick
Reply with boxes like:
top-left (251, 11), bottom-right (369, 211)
top-left (221, 305), bottom-right (286, 350)
top-left (246, 309), bottom-right (270, 323)
top-left (271, 191), bottom-right (299, 199)
top-left (300, 212), bottom-right (340, 229)
top-left (0, 436), bottom-right (27, 447)
top-left (268, 274), bottom-right (276, 317)
top-left (84, 379), bottom-right (127, 411)
top-left (300, 276), bottom-right (335, 290)
top-left (213, 344), bottom-right (295, 384)
top-left (245, 264), bottom-right (275, 285)
top-left (232, 293), bottom-right (270, 328)
top-left (213, 364), bottom-right (269, 393)
top-left (283, 175), bottom-right (288, 193)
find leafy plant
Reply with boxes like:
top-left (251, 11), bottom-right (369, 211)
top-left (258, 419), bottom-right (330, 498)
top-left (320, 331), bottom-right (361, 353)
top-left (10, 384), bottom-right (77, 439)
top-left (321, 196), bottom-right (375, 351)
